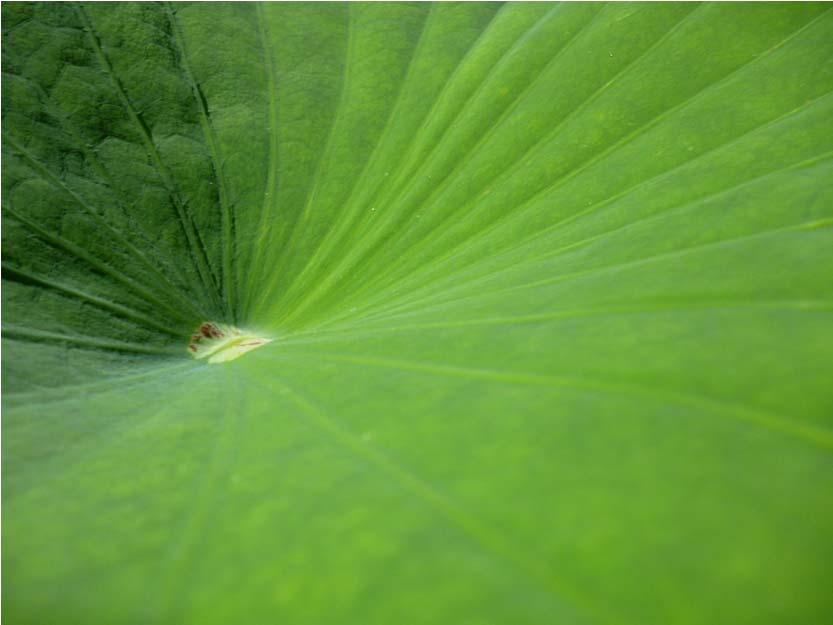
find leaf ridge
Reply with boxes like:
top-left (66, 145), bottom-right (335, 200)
top-left (336, 146), bottom-right (833, 326)
top-left (267, 2), bottom-right (538, 309)
top-left (76, 4), bottom-right (225, 315)
top-left (3, 203), bottom-right (199, 325)
top-left (280, 4), bottom-right (609, 324)
top-left (246, 2), bottom-right (283, 317)
top-left (352, 8), bottom-right (833, 304)
top-left (2, 263), bottom-right (185, 337)
top-left (2, 71), bottom-right (200, 295)
top-left (245, 3), bottom-right (354, 314)
top-left (264, 5), bottom-right (436, 311)
top-left (279, 300), bottom-right (833, 345)
top-left (166, 2), bottom-right (238, 322)
top-left (377, 212), bottom-right (833, 323)
top-left (4, 136), bottom-right (208, 319)
top-left (3, 325), bottom-right (181, 356)
top-left (302, 352), bottom-right (833, 451)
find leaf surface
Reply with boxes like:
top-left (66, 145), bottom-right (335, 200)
top-left (3, 3), bottom-right (833, 624)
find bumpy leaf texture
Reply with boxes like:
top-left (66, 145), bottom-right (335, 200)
top-left (3, 3), bottom-right (833, 624)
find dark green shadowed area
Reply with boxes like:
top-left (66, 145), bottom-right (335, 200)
top-left (3, 3), bottom-right (833, 625)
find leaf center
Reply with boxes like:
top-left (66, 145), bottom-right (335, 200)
top-left (188, 322), bottom-right (272, 364)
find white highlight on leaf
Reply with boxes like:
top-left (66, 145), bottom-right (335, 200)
top-left (188, 322), bottom-right (272, 364)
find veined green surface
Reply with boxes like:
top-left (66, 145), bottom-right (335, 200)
top-left (3, 2), bottom-right (833, 624)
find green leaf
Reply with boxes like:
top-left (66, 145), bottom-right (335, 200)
top-left (3, 3), bottom-right (833, 624)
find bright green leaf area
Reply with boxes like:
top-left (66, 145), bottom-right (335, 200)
top-left (3, 2), bottom-right (833, 624)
